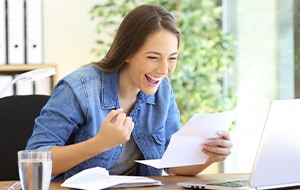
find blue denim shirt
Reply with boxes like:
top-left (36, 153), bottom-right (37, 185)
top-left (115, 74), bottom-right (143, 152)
top-left (26, 65), bottom-right (181, 179)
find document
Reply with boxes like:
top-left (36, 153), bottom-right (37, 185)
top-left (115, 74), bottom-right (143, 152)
top-left (61, 167), bottom-right (162, 190)
top-left (135, 110), bottom-right (236, 169)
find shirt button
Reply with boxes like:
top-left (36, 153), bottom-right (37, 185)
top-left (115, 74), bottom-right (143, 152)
top-left (137, 136), bottom-right (141, 140)
top-left (120, 144), bottom-right (123, 147)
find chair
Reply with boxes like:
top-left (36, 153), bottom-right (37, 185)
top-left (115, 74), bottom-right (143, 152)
top-left (0, 95), bottom-right (50, 180)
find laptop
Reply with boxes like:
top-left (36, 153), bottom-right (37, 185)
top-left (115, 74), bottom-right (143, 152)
top-left (178, 99), bottom-right (300, 190)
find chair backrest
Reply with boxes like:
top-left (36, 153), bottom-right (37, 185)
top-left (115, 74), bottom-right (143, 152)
top-left (0, 95), bottom-right (50, 180)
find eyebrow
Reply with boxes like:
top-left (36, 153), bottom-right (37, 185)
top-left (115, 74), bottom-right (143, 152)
top-left (145, 51), bottom-right (178, 56)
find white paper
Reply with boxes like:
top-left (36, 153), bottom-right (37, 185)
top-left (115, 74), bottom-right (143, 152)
top-left (135, 110), bottom-right (236, 169)
top-left (61, 167), bottom-right (162, 190)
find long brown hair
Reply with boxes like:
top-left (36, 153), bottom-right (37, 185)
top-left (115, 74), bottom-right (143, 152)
top-left (93, 4), bottom-right (180, 72)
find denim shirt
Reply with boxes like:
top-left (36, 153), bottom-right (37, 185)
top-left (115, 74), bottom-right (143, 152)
top-left (26, 65), bottom-right (181, 179)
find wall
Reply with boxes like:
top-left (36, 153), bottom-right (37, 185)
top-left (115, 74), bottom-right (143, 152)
top-left (43, 0), bottom-right (100, 82)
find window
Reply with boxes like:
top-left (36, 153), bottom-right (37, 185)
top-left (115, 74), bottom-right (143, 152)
top-left (223, 0), bottom-right (295, 172)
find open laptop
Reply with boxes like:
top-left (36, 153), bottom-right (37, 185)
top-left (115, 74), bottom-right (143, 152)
top-left (178, 99), bottom-right (300, 190)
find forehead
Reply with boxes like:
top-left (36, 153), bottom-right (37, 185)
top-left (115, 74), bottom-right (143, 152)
top-left (139, 29), bottom-right (178, 54)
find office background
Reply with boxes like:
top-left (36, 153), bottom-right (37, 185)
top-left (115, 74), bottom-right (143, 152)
top-left (44, 0), bottom-right (99, 81)
top-left (40, 0), bottom-right (296, 174)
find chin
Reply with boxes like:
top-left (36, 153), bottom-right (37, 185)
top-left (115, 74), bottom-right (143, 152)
top-left (142, 87), bottom-right (159, 95)
top-left (140, 80), bottom-right (161, 95)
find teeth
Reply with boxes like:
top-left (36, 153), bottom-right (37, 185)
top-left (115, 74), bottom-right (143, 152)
top-left (146, 74), bottom-right (162, 81)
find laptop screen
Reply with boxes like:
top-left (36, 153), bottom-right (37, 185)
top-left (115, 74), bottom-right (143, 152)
top-left (249, 99), bottom-right (300, 189)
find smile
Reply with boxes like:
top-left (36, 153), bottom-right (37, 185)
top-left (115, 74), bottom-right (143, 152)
top-left (145, 74), bottom-right (162, 86)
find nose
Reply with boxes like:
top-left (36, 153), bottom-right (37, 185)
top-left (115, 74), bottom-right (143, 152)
top-left (157, 59), bottom-right (169, 75)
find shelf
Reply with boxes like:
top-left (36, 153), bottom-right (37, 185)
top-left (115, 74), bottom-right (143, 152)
top-left (0, 64), bottom-right (56, 72)
top-left (0, 64), bottom-right (58, 89)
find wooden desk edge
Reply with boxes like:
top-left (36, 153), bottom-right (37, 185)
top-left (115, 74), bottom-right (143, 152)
top-left (0, 173), bottom-right (250, 190)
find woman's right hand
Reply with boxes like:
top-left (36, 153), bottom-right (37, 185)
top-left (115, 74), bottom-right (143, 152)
top-left (95, 108), bottom-right (134, 151)
top-left (50, 108), bottom-right (134, 176)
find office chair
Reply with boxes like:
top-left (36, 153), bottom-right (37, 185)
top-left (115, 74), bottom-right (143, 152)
top-left (0, 95), bottom-right (50, 180)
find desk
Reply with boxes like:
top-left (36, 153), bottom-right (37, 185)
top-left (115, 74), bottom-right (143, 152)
top-left (2, 173), bottom-right (300, 190)
top-left (0, 173), bottom-right (249, 190)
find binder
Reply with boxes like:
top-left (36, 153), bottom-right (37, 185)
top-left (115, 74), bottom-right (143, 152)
top-left (0, 0), bottom-right (6, 64)
top-left (34, 77), bottom-right (51, 95)
top-left (25, 0), bottom-right (43, 64)
top-left (7, 0), bottom-right (25, 65)
top-left (0, 75), bottom-right (13, 98)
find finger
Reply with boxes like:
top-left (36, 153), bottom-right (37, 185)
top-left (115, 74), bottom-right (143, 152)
top-left (217, 130), bottom-right (231, 140)
top-left (205, 138), bottom-right (233, 148)
top-left (202, 144), bottom-right (231, 156)
top-left (202, 149), bottom-right (228, 162)
top-left (125, 117), bottom-right (134, 133)
top-left (121, 118), bottom-right (134, 142)
top-left (128, 120), bottom-right (134, 132)
top-left (123, 116), bottom-right (133, 129)
top-left (114, 112), bottom-right (127, 126)
top-left (106, 108), bottom-right (124, 123)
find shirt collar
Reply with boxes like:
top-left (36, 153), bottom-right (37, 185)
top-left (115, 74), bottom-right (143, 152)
top-left (101, 71), bottom-right (156, 109)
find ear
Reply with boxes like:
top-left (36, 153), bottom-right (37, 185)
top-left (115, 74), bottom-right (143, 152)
top-left (125, 54), bottom-right (133, 63)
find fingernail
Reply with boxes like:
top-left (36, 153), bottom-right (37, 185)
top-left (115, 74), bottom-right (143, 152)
top-left (206, 139), bottom-right (212, 143)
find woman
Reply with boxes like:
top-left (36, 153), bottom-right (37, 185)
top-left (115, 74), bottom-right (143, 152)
top-left (26, 4), bottom-right (232, 179)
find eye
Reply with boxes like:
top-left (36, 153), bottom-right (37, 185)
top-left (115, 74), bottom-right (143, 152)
top-left (169, 57), bottom-right (177, 61)
top-left (147, 56), bottom-right (158, 60)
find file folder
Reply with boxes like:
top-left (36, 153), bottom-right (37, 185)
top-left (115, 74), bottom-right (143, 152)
top-left (7, 0), bottom-right (25, 65)
top-left (25, 0), bottom-right (43, 64)
top-left (0, 0), bottom-right (6, 64)
top-left (34, 77), bottom-right (51, 95)
top-left (0, 75), bottom-right (13, 98)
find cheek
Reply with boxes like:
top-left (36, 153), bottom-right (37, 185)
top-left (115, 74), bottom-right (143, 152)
top-left (168, 62), bottom-right (177, 75)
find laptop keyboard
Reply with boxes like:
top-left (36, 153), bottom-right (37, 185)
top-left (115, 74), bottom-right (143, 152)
top-left (208, 179), bottom-right (249, 188)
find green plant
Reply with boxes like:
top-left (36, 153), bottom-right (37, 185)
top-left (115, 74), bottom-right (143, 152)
top-left (90, 0), bottom-right (236, 124)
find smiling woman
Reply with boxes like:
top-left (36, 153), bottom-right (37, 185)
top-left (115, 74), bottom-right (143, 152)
top-left (89, 0), bottom-right (236, 125)
top-left (121, 29), bottom-right (178, 96)
top-left (26, 4), bottom-right (233, 180)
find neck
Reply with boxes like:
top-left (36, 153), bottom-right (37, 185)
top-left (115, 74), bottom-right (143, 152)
top-left (118, 67), bottom-right (140, 100)
top-left (118, 68), bottom-right (140, 115)
top-left (118, 67), bottom-right (140, 99)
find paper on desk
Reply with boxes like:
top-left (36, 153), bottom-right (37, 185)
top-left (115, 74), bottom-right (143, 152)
top-left (61, 167), bottom-right (162, 190)
top-left (135, 110), bottom-right (236, 169)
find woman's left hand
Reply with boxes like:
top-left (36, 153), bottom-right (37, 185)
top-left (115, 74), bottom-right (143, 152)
top-left (201, 130), bottom-right (233, 163)
top-left (168, 130), bottom-right (233, 176)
